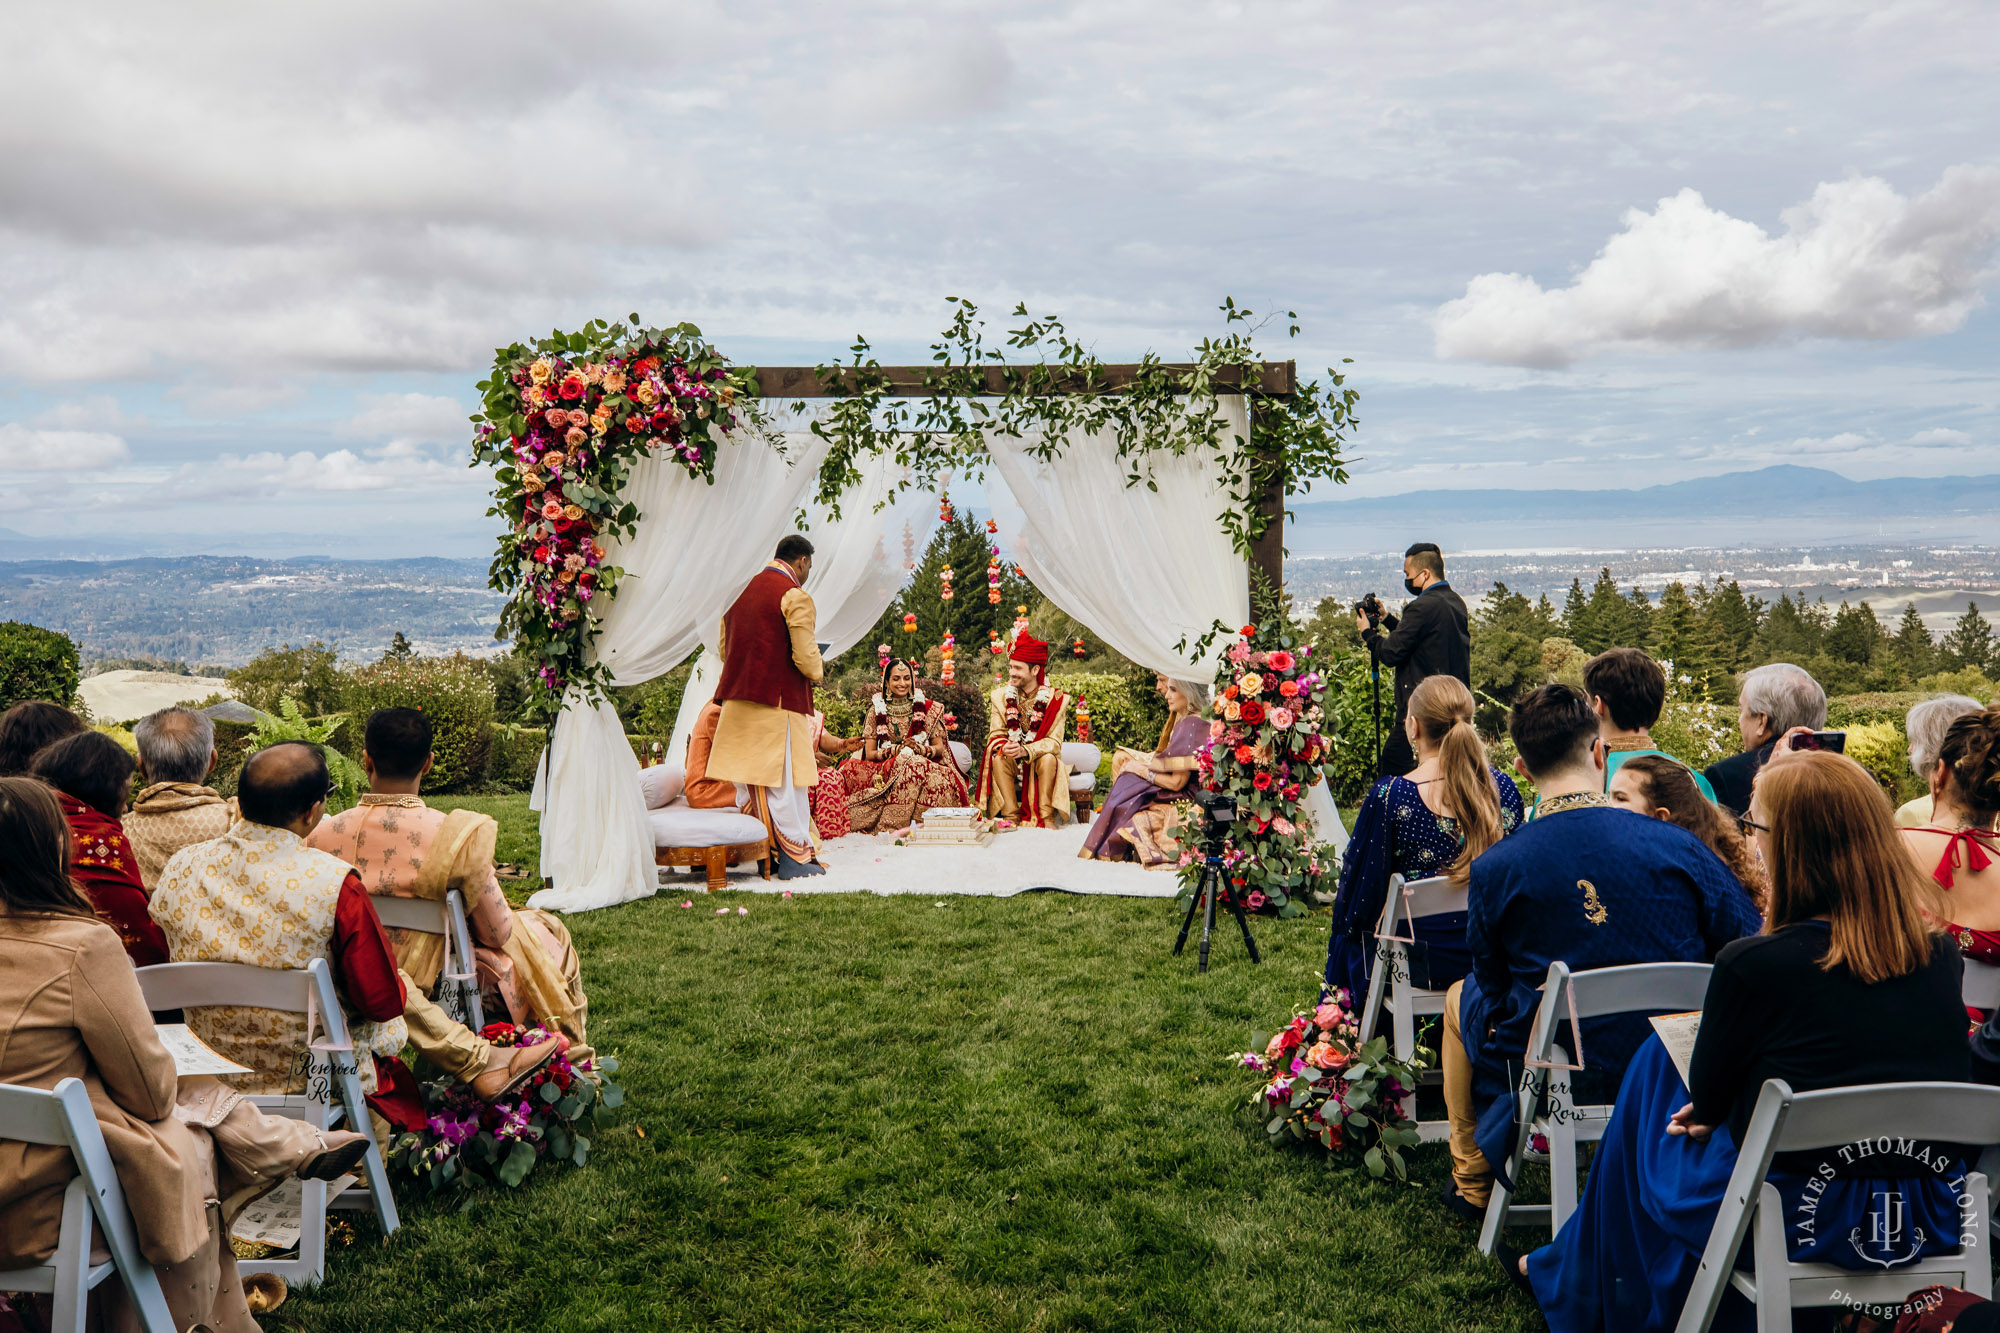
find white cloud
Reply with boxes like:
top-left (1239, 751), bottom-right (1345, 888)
top-left (341, 393), bottom-right (473, 445)
top-left (1910, 427), bottom-right (1974, 446)
top-left (0, 422), bottom-right (128, 470)
top-left (164, 447), bottom-right (475, 499)
top-left (31, 395), bottom-right (141, 431)
top-left (1434, 166), bottom-right (2000, 366)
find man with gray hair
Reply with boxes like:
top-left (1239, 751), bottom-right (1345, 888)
top-left (125, 705), bottom-right (235, 888)
top-left (1703, 663), bottom-right (1828, 816)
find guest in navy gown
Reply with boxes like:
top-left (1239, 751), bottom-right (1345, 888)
top-left (1521, 750), bottom-right (1972, 1331)
top-left (1440, 683), bottom-right (1761, 1217)
top-left (1323, 675), bottom-right (1522, 1004)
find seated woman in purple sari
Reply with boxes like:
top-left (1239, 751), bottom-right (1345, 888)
top-left (1078, 679), bottom-right (1210, 867)
top-left (1323, 675), bottom-right (1522, 1003)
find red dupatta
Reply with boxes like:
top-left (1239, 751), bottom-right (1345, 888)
top-left (57, 792), bottom-right (169, 967)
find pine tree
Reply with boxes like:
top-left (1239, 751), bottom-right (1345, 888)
top-left (1622, 586), bottom-right (1655, 652)
top-left (1536, 593), bottom-right (1558, 629)
top-left (385, 631), bottom-right (413, 661)
top-left (1651, 583), bottom-right (1704, 676)
top-left (1941, 602), bottom-right (1996, 675)
top-left (1573, 569), bottom-right (1625, 653)
top-left (1825, 602), bottom-right (1883, 666)
top-left (1697, 580), bottom-right (1763, 671)
top-left (1753, 593), bottom-right (1823, 664)
top-left (849, 514), bottom-right (1034, 677)
top-left (1891, 603), bottom-right (1938, 683)
top-left (1561, 579), bottom-right (1588, 641)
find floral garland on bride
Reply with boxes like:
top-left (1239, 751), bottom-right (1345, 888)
top-left (872, 689), bottom-right (929, 752)
top-left (470, 317), bottom-right (765, 719)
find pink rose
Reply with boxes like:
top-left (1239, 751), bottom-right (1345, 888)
top-left (1228, 643), bottom-right (1249, 664)
top-left (1313, 1001), bottom-right (1343, 1028)
top-left (1245, 889), bottom-right (1267, 909)
top-left (1209, 720), bottom-right (1225, 741)
top-left (1269, 706), bottom-right (1294, 729)
top-left (1305, 1040), bottom-right (1339, 1070)
top-left (565, 426), bottom-right (587, 447)
top-left (568, 409), bottom-right (590, 428)
top-left (1268, 650), bottom-right (1295, 671)
top-left (541, 498), bottom-right (564, 519)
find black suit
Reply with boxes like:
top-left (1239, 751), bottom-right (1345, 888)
top-left (1704, 742), bottom-right (1775, 817)
top-left (1362, 583), bottom-right (1472, 776)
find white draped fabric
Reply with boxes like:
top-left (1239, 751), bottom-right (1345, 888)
top-left (984, 402), bottom-right (1252, 682)
top-left (528, 428), bottom-right (831, 913)
top-left (665, 445), bottom-right (943, 762)
top-left (984, 402), bottom-right (1346, 852)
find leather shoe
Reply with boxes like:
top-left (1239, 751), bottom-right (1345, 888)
top-left (298, 1129), bottom-right (372, 1182)
top-left (470, 1037), bottom-right (566, 1102)
top-left (775, 847), bottom-right (826, 879)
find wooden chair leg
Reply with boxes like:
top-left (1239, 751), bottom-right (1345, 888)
top-left (759, 845), bottom-right (772, 881)
top-left (705, 848), bottom-right (725, 892)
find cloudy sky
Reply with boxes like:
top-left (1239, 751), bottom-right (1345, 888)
top-left (7, 0), bottom-right (1998, 556)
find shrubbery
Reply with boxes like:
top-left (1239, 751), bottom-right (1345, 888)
top-left (226, 642), bottom-right (345, 716)
top-left (0, 621), bottom-right (81, 712)
top-left (341, 654), bottom-right (497, 792)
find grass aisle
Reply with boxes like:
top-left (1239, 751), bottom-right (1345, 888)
top-left (274, 808), bottom-right (1539, 1331)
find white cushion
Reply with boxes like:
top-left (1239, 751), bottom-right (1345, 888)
top-left (948, 740), bottom-right (973, 775)
top-left (647, 804), bottom-right (766, 849)
top-left (1069, 773), bottom-right (1097, 794)
top-left (1061, 742), bottom-right (1102, 773)
top-left (638, 763), bottom-right (686, 809)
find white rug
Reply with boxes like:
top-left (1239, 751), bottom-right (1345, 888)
top-left (654, 824), bottom-right (1183, 898)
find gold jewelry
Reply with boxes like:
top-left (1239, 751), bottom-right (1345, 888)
top-left (1537, 791), bottom-right (1611, 818)
top-left (358, 793), bottom-right (425, 808)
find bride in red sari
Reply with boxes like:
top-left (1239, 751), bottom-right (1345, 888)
top-left (838, 660), bottom-right (972, 835)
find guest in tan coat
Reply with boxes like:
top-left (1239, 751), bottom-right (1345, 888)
top-left (0, 777), bottom-right (293, 1330)
top-left (123, 706), bottom-right (235, 889)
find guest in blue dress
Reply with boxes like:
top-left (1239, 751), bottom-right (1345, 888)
top-left (1521, 749), bottom-right (1974, 1331)
top-left (1323, 674), bottom-right (1523, 1004)
top-left (1442, 684), bottom-right (1762, 1213)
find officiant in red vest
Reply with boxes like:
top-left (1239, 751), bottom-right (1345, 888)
top-left (708, 534), bottom-right (827, 877)
top-left (977, 631), bottom-right (1072, 827)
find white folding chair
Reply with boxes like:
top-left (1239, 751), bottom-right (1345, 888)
top-left (1677, 1079), bottom-right (2000, 1332)
top-left (369, 890), bottom-right (485, 1031)
top-left (1355, 873), bottom-right (1464, 1142)
top-left (1479, 959), bottom-right (1714, 1254)
top-left (134, 959), bottom-right (399, 1287)
top-left (0, 1079), bottom-right (177, 1333)
top-left (1965, 957), bottom-right (2000, 1015)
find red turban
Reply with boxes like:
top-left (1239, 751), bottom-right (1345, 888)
top-left (1010, 632), bottom-right (1049, 681)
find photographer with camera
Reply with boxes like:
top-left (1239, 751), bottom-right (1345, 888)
top-left (1354, 543), bottom-right (1471, 777)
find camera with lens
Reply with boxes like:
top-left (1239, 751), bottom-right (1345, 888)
top-left (1354, 591), bottom-right (1385, 627)
top-left (1191, 786), bottom-right (1236, 853)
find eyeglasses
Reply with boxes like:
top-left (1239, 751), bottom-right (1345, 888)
top-left (1736, 813), bottom-right (1770, 835)
top-left (324, 781), bottom-right (338, 799)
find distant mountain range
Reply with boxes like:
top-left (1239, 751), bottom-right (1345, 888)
top-left (1288, 465), bottom-right (2000, 554)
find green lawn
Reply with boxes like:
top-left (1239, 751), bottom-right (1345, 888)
top-left (273, 795), bottom-right (1538, 1332)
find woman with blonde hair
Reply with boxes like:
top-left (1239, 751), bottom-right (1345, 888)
top-left (1079, 677), bottom-right (1211, 866)
top-left (1520, 750), bottom-right (1972, 1321)
top-left (1322, 674), bottom-right (1523, 1002)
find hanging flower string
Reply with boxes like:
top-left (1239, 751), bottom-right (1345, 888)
top-left (471, 318), bottom-right (761, 717)
top-left (940, 631), bottom-right (956, 683)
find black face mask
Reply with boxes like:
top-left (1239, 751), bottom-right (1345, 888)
top-left (1404, 577), bottom-right (1423, 596)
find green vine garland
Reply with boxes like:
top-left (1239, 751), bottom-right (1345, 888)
top-left (471, 302), bottom-right (1358, 721)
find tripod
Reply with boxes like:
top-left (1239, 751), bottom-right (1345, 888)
top-left (1172, 844), bottom-right (1261, 974)
top-left (1368, 645), bottom-right (1383, 773)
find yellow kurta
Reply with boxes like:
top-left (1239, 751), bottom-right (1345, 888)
top-left (978, 683), bottom-right (1072, 821)
top-left (708, 568), bottom-right (824, 788)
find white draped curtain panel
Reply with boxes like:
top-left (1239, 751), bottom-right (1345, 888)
top-left (986, 400), bottom-right (1346, 853)
top-left (528, 428), bottom-right (831, 913)
top-left (666, 444), bottom-right (943, 762)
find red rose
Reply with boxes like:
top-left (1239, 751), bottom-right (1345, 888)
top-left (558, 379), bottom-right (584, 400)
top-left (1239, 700), bottom-right (1266, 725)
top-left (533, 544), bottom-right (551, 563)
top-left (1241, 625), bottom-right (1257, 637)
top-left (1233, 744), bottom-right (1256, 764)
top-left (1267, 650), bottom-right (1295, 671)
top-left (1278, 1028), bottom-right (1302, 1052)
top-left (1253, 771), bottom-right (1274, 791)
top-left (1224, 684), bottom-right (1239, 700)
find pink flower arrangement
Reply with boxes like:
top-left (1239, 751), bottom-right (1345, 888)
top-left (1231, 988), bottom-right (1430, 1178)
top-left (473, 321), bottom-right (756, 716)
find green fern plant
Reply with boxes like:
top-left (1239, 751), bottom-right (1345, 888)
top-left (244, 697), bottom-right (367, 808)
